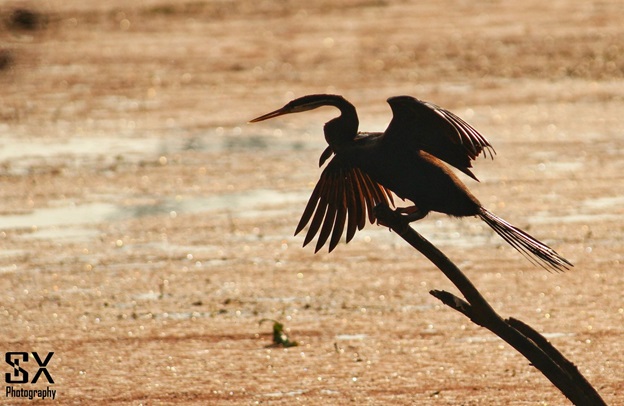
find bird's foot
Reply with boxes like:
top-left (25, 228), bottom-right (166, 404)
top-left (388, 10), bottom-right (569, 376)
top-left (395, 206), bottom-right (426, 222)
top-left (375, 205), bottom-right (421, 235)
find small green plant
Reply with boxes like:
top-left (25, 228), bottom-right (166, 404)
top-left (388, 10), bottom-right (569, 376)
top-left (259, 319), bottom-right (298, 348)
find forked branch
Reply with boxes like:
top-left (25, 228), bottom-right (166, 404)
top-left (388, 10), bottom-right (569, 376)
top-left (374, 203), bottom-right (606, 406)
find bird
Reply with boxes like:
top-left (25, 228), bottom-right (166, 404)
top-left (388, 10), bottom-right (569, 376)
top-left (250, 94), bottom-right (572, 272)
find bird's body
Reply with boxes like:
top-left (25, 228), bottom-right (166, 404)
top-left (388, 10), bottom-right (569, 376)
top-left (351, 141), bottom-right (482, 217)
top-left (251, 94), bottom-right (572, 272)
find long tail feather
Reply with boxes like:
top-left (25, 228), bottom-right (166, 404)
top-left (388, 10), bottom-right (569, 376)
top-left (478, 208), bottom-right (573, 272)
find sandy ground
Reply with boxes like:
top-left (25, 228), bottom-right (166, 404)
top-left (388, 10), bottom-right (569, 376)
top-left (1, 0), bottom-right (623, 404)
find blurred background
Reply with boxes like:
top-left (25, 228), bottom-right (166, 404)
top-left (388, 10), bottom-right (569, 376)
top-left (1, 0), bottom-right (623, 404)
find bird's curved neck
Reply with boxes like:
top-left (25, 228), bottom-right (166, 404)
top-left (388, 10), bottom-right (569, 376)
top-left (322, 98), bottom-right (359, 151)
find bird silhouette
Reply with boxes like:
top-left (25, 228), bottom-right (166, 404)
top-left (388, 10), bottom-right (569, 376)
top-left (250, 94), bottom-right (572, 272)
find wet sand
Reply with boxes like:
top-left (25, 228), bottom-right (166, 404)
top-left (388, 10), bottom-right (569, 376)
top-left (1, 0), bottom-right (623, 404)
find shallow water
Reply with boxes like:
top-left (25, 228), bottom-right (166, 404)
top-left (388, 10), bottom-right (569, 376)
top-left (1, 124), bottom-right (619, 252)
top-left (1, 189), bottom-right (308, 241)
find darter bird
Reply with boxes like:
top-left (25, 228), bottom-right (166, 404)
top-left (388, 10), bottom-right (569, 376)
top-left (250, 94), bottom-right (572, 272)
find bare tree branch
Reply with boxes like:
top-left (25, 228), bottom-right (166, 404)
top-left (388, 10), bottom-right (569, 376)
top-left (374, 203), bottom-right (606, 405)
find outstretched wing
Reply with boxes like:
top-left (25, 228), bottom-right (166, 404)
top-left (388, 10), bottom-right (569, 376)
top-left (295, 155), bottom-right (395, 253)
top-left (384, 96), bottom-right (495, 180)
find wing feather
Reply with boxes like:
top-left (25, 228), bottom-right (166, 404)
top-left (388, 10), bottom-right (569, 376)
top-left (344, 170), bottom-right (360, 243)
top-left (296, 155), bottom-right (393, 252)
top-left (329, 170), bottom-right (348, 252)
top-left (315, 176), bottom-right (339, 252)
top-left (353, 168), bottom-right (376, 224)
top-left (384, 96), bottom-right (495, 180)
top-left (348, 168), bottom-right (368, 230)
top-left (303, 180), bottom-right (329, 247)
top-left (295, 180), bottom-right (322, 236)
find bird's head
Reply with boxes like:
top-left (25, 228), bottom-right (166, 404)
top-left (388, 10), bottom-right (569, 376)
top-left (249, 94), bottom-right (352, 123)
top-left (250, 94), bottom-right (359, 156)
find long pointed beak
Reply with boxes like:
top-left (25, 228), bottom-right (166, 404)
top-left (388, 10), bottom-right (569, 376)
top-left (249, 107), bottom-right (290, 123)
